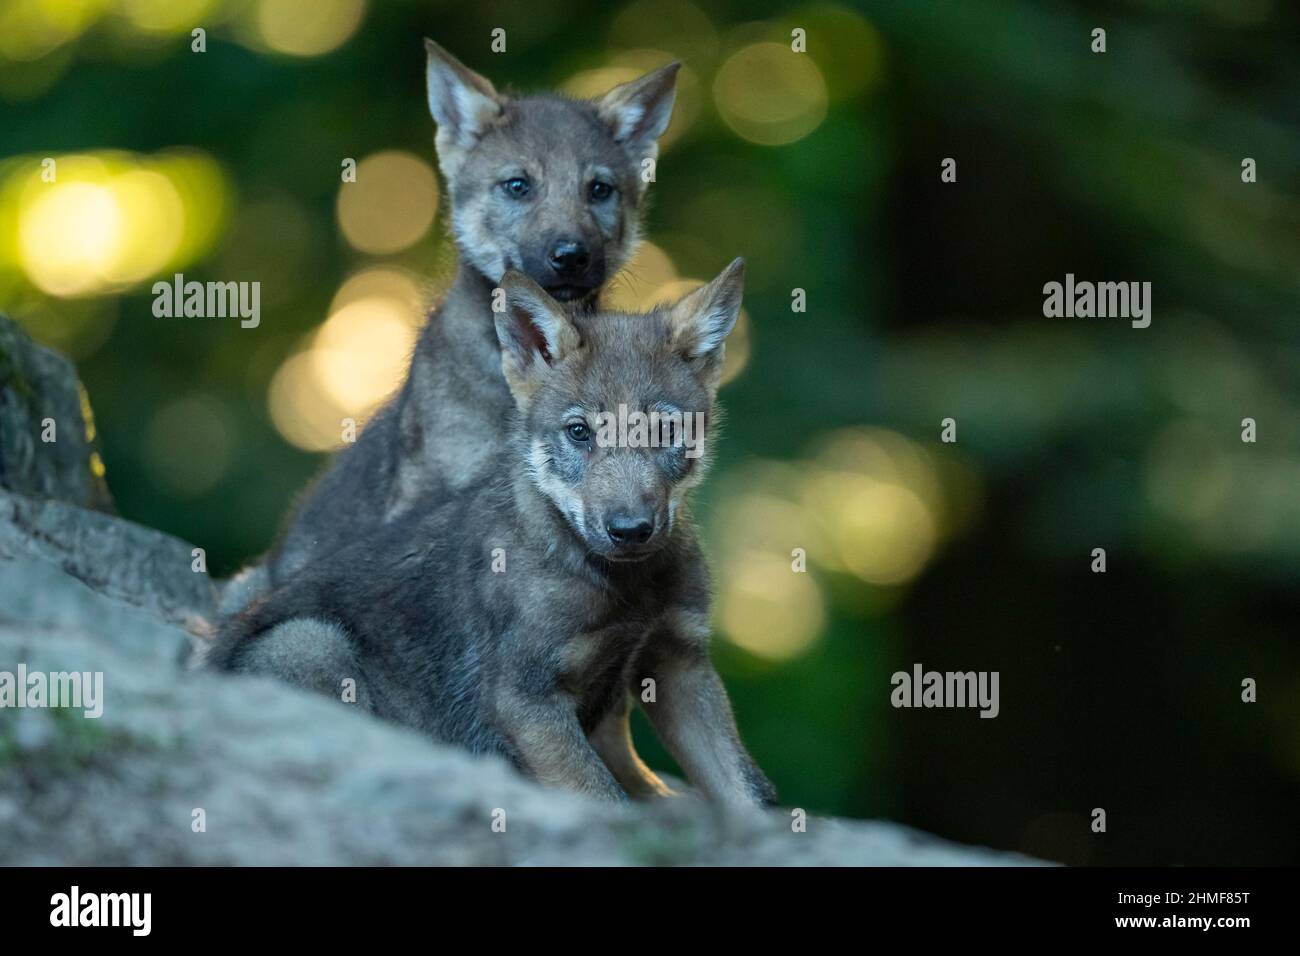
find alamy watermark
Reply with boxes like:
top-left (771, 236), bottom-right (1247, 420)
top-left (152, 272), bottom-right (260, 328)
top-left (0, 664), bottom-right (103, 718)
top-left (50, 886), bottom-right (150, 936)
top-left (1043, 273), bottom-right (1151, 328)
top-left (891, 664), bottom-right (999, 718)
top-left (592, 403), bottom-right (706, 459)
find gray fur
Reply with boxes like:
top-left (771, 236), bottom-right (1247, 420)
top-left (208, 265), bottom-right (775, 807)
top-left (235, 618), bottom-right (372, 709)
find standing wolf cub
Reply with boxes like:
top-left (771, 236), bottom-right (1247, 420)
top-left (209, 260), bottom-right (776, 807)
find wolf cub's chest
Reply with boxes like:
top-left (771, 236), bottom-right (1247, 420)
top-left (558, 617), bottom-right (659, 700)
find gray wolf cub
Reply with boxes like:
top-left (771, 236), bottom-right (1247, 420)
top-left (209, 259), bottom-right (776, 807)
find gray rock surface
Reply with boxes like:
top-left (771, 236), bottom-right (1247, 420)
top-left (0, 490), bottom-right (216, 633)
top-left (0, 502), bottom-right (1036, 866)
top-left (0, 314), bottom-right (113, 513)
top-left (0, 315), bottom-right (1037, 866)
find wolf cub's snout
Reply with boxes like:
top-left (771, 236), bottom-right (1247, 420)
top-left (542, 237), bottom-right (599, 302)
top-left (495, 258), bottom-right (744, 563)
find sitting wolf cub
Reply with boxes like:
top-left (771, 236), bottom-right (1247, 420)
top-left (208, 259), bottom-right (776, 807)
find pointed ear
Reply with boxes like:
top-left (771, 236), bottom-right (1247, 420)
top-left (667, 258), bottom-right (745, 380)
top-left (425, 38), bottom-right (503, 166)
top-left (494, 271), bottom-right (581, 398)
top-left (594, 62), bottom-right (680, 166)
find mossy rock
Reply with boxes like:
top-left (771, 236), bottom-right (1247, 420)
top-left (0, 314), bottom-right (113, 512)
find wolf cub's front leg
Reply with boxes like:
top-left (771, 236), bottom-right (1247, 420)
top-left (588, 693), bottom-right (675, 799)
top-left (637, 609), bottom-right (777, 808)
top-left (495, 684), bottom-right (628, 801)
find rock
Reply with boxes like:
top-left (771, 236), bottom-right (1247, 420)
top-left (0, 493), bottom-right (1035, 866)
top-left (0, 490), bottom-right (216, 633)
top-left (0, 314), bottom-right (113, 513)
top-left (0, 553), bottom-right (194, 668)
top-left (0, 627), bottom-right (1032, 866)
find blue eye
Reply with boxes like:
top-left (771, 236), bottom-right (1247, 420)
top-left (501, 177), bottom-right (531, 198)
top-left (589, 181), bottom-right (613, 201)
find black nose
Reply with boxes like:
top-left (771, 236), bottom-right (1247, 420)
top-left (606, 514), bottom-right (654, 546)
top-left (548, 240), bottom-right (591, 277)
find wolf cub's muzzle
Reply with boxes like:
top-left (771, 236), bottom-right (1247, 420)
top-left (535, 236), bottom-right (605, 302)
top-left (598, 505), bottom-right (664, 560)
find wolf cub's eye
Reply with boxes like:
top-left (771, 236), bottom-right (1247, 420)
top-left (501, 177), bottom-right (531, 199)
top-left (588, 181), bottom-right (614, 202)
top-left (565, 421), bottom-right (592, 444)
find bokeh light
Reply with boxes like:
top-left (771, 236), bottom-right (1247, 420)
top-left (781, 4), bottom-right (885, 101)
top-left (714, 475), bottom-right (829, 569)
top-left (329, 265), bottom-right (427, 323)
top-left (269, 350), bottom-right (349, 453)
top-left (310, 297), bottom-right (415, 411)
top-left (713, 41), bottom-right (828, 145)
top-left (801, 429), bottom-right (941, 585)
top-left (710, 428), bottom-right (962, 660)
top-left (604, 240), bottom-right (679, 311)
top-left (802, 469), bottom-right (935, 585)
top-left (254, 0), bottom-right (367, 57)
top-left (607, 0), bottom-right (719, 66)
top-left (120, 0), bottom-right (221, 35)
top-left (0, 0), bottom-right (104, 62)
top-left (7, 151), bottom-right (226, 297)
top-left (268, 267), bottom-right (423, 452)
top-left (20, 181), bottom-right (123, 296)
top-left (336, 150), bottom-right (439, 255)
top-left (719, 550), bottom-right (825, 661)
top-left (97, 170), bottom-right (185, 282)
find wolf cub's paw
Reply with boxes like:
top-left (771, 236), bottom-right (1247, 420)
top-left (637, 782), bottom-right (680, 801)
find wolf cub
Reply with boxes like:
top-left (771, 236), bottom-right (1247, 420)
top-left (209, 260), bottom-right (775, 807)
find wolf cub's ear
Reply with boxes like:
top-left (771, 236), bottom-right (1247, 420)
top-left (595, 62), bottom-right (680, 171)
top-left (667, 258), bottom-right (744, 383)
top-left (495, 272), bottom-right (581, 399)
top-left (425, 38), bottom-right (503, 167)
